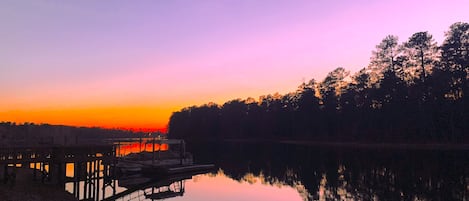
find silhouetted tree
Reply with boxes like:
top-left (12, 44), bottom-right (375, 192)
top-left (168, 22), bottom-right (469, 144)
top-left (441, 22), bottom-right (469, 72)
top-left (403, 32), bottom-right (439, 82)
top-left (371, 35), bottom-right (400, 71)
top-left (439, 22), bottom-right (469, 140)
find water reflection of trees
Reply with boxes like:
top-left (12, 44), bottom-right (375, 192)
top-left (190, 143), bottom-right (468, 200)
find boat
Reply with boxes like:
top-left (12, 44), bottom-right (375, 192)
top-left (115, 138), bottom-right (212, 175)
top-left (116, 151), bottom-right (193, 173)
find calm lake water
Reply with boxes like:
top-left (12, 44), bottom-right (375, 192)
top-left (66, 142), bottom-right (469, 201)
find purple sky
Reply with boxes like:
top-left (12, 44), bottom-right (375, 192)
top-left (1, 0), bottom-right (468, 128)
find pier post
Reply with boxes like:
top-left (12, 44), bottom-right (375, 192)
top-left (75, 161), bottom-right (81, 198)
top-left (102, 161), bottom-right (108, 201)
top-left (95, 159), bottom-right (100, 201)
top-left (116, 141), bottom-right (120, 157)
top-left (58, 162), bottom-right (65, 188)
top-left (83, 162), bottom-right (88, 200)
top-left (3, 164), bottom-right (7, 184)
top-left (51, 147), bottom-right (66, 186)
top-left (139, 137), bottom-right (142, 153)
top-left (40, 162), bottom-right (44, 183)
top-left (33, 162), bottom-right (37, 181)
top-left (88, 161), bottom-right (92, 199)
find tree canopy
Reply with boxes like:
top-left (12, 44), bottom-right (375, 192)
top-left (168, 22), bottom-right (469, 143)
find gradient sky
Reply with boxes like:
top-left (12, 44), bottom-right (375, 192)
top-left (1, 0), bottom-right (468, 130)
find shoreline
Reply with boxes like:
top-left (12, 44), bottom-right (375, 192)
top-left (185, 138), bottom-right (469, 150)
top-left (278, 140), bottom-right (469, 150)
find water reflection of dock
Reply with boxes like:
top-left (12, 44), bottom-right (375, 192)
top-left (104, 169), bottom-right (211, 201)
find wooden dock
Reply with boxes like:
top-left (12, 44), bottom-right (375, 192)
top-left (0, 142), bottom-right (117, 201)
top-left (0, 137), bottom-right (214, 201)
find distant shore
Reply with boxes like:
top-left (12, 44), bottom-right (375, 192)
top-left (0, 167), bottom-right (77, 201)
top-left (186, 139), bottom-right (469, 150)
top-left (278, 140), bottom-right (469, 150)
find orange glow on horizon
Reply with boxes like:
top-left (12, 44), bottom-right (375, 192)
top-left (0, 105), bottom-right (182, 131)
top-left (0, 90), bottom-right (281, 132)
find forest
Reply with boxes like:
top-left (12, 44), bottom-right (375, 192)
top-left (168, 22), bottom-right (469, 143)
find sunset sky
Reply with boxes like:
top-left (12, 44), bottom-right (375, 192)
top-left (1, 0), bottom-right (468, 131)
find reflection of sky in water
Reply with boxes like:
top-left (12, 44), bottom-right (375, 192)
top-left (62, 143), bottom-right (469, 200)
top-left (171, 170), bottom-right (304, 201)
top-left (65, 169), bottom-right (305, 201)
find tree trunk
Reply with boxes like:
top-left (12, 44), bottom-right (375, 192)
top-left (420, 48), bottom-right (425, 82)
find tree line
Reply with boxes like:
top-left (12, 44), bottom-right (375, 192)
top-left (168, 22), bottom-right (469, 143)
top-left (0, 122), bottom-right (151, 145)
